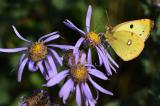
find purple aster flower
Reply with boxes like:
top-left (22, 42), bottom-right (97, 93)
top-left (0, 26), bottom-right (74, 82)
top-left (63, 5), bottom-right (119, 75)
top-left (43, 50), bottom-right (113, 106)
top-left (18, 89), bottom-right (58, 106)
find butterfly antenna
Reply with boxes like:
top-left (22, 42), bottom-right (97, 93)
top-left (105, 9), bottom-right (111, 31)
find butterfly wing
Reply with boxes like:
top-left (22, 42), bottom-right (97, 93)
top-left (105, 31), bottom-right (144, 61)
top-left (112, 19), bottom-right (154, 41)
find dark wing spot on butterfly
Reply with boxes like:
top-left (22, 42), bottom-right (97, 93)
top-left (139, 34), bottom-right (142, 36)
top-left (130, 24), bottom-right (134, 29)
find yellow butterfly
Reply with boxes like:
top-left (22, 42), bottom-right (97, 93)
top-left (105, 19), bottom-right (154, 61)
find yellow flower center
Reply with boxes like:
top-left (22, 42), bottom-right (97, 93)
top-left (28, 42), bottom-right (47, 62)
top-left (70, 64), bottom-right (88, 83)
top-left (86, 32), bottom-right (101, 46)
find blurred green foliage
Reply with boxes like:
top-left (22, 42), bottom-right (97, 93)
top-left (0, 0), bottom-right (160, 106)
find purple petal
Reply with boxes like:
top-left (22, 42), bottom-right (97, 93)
top-left (85, 100), bottom-right (89, 106)
top-left (47, 54), bottom-right (57, 75)
top-left (86, 5), bottom-right (92, 32)
top-left (82, 83), bottom-right (96, 106)
top-left (12, 25), bottom-right (31, 43)
top-left (88, 69), bottom-right (108, 80)
top-left (43, 70), bottom-right (69, 87)
top-left (38, 31), bottom-right (59, 41)
top-left (84, 98), bottom-right (96, 106)
top-left (68, 57), bottom-right (73, 66)
top-left (63, 19), bottom-right (85, 35)
top-left (95, 89), bottom-right (99, 101)
top-left (43, 34), bottom-right (60, 43)
top-left (18, 57), bottom-right (28, 82)
top-left (44, 60), bottom-right (54, 78)
top-left (75, 52), bottom-right (79, 64)
top-left (76, 85), bottom-right (81, 106)
top-left (99, 45), bottom-right (118, 73)
top-left (109, 63), bottom-right (117, 72)
top-left (81, 83), bottom-right (93, 100)
top-left (84, 83), bottom-right (94, 99)
top-left (18, 54), bottom-right (26, 66)
top-left (97, 48), bottom-right (103, 66)
top-left (73, 37), bottom-right (85, 54)
top-left (89, 100), bottom-right (96, 106)
top-left (28, 60), bottom-right (38, 72)
top-left (96, 47), bottom-right (112, 75)
top-left (0, 47), bottom-right (27, 53)
top-left (49, 48), bottom-right (62, 66)
top-left (106, 52), bottom-right (119, 68)
top-left (59, 79), bottom-right (74, 104)
top-left (80, 52), bottom-right (86, 64)
top-left (100, 45), bottom-right (119, 68)
top-left (87, 48), bottom-right (92, 64)
top-left (83, 95), bottom-right (96, 106)
top-left (37, 61), bottom-right (49, 80)
top-left (84, 64), bottom-right (96, 69)
top-left (47, 44), bottom-right (74, 50)
top-left (89, 76), bottom-right (113, 96)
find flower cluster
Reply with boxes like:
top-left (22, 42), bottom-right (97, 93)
top-left (63, 5), bottom-right (119, 76)
top-left (0, 5), bottom-right (119, 106)
top-left (43, 50), bottom-right (113, 106)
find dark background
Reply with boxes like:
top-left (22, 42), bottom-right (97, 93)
top-left (0, 0), bottom-right (160, 106)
